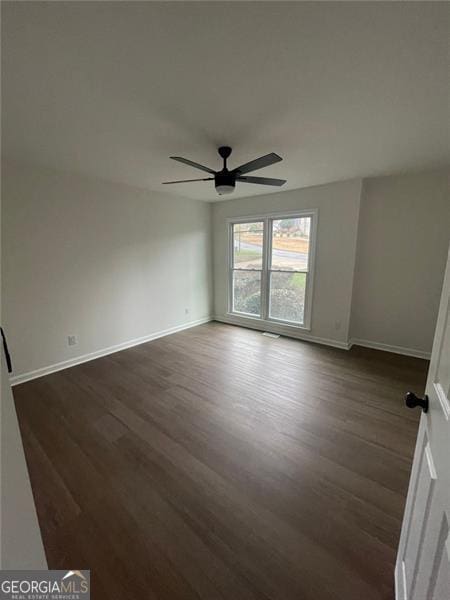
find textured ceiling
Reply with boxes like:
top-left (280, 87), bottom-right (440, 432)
top-left (2, 1), bottom-right (449, 201)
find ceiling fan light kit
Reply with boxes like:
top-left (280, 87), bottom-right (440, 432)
top-left (163, 146), bottom-right (286, 196)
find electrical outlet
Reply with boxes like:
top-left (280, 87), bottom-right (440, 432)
top-left (68, 335), bottom-right (78, 346)
top-left (185, 308), bottom-right (189, 315)
top-left (334, 320), bottom-right (341, 331)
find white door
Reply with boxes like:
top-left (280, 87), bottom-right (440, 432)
top-left (0, 332), bottom-right (47, 568)
top-left (395, 246), bottom-right (450, 600)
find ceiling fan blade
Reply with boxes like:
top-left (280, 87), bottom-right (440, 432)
top-left (232, 152), bottom-right (282, 175)
top-left (170, 156), bottom-right (216, 174)
top-left (236, 175), bottom-right (286, 186)
top-left (162, 177), bottom-right (214, 184)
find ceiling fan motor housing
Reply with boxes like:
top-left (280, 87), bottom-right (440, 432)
top-left (215, 171), bottom-right (235, 195)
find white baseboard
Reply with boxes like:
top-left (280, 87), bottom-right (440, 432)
top-left (10, 317), bottom-right (213, 386)
top-left (11, 318), bottom-right (429, 386)
top-left (214, 315), bottom-right (431, 359)
top-left (349, 338), bottom-right (431, 360)
top-left (213, 314), bottom-right (351, 350)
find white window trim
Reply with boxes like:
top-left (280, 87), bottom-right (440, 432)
top-left (226, 208), bottom-right (318, 331)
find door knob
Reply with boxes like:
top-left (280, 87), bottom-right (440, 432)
top-left (405, 392), bottom-right (429, 413)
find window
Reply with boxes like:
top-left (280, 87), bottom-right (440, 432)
top-left (229, 211), bottom-right (316, 328)
top-left (231, 221), bottom-right (264, 316)
top-left (269, 217), bottom-right (311, 324)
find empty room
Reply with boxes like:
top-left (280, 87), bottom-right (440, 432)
top-left (1, 2), bottom-right (449, 599)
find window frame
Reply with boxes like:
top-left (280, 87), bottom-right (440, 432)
top-left (227, 209), bottom-right (318, 330)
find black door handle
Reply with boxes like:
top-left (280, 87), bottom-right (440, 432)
top-left (0, 327), bottom-right (12, 374)
top-left (405, 391), bottom-right (429, 413)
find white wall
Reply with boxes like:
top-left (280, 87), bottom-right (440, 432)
top-left (350, 169), bottom-right (450, 355)
top-left (212, 179), bottom-right (363, 347)
top-left (2, 160), bottom-right (213, 379)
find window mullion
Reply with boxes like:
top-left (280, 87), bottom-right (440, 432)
top-left (261, 217), bottom-right (271, 320)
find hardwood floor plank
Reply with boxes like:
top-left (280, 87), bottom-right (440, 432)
top-left (13, 322), bottom-right (427, 600)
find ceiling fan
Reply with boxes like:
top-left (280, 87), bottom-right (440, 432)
top-left (163, 146), bottom-right (286, 195)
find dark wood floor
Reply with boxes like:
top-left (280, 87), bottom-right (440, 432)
top-left (14, 322), bottom-right (428, 600)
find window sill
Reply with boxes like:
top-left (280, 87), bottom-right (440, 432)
top-left (225, 312), bottom-right (312, 332)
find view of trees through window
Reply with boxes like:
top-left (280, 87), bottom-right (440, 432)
top-left (231, 216), bottom-right (312, 324)
top-left (232, 222), bottom-right (263, 315)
